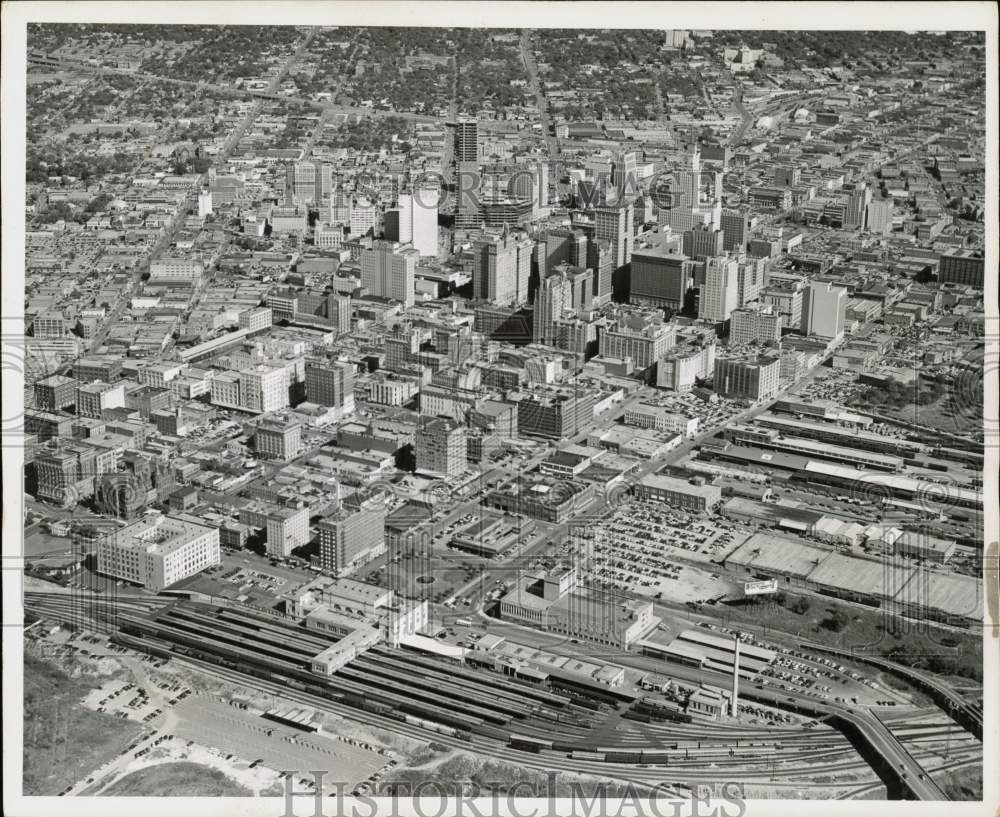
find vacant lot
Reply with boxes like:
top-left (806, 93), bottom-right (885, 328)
top-left (102, 762), bottom-right (251, 796)
top-left (23, 653), bottom-right (142, 794)
top-left (717, 592), bottom-right (982, 680)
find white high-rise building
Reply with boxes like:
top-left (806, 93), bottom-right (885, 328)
top-left (699, 255), bottom-right (740, 323)
top-left (97, 514), bottom-right (220, 592)
top-left (802, 281), bottom-right (847, 342)
top-left (393, 190), bottom-right (439, 257)
top-left (534, 269), bottom-right (574, 345)
top-left (350, 198), bottom-right (377, 236)
top-left (360, 241), bottom-right (417, 307)
top-left (197, 190), bottom-right (212, 218)
top-left (473, 229), bottom-right (533, 306)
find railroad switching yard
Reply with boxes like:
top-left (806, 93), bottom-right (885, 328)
top-left (25, 568), bottom-right (983, 801)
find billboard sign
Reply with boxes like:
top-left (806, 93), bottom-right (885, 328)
top-left (744, 579), bottom-right (778, 596)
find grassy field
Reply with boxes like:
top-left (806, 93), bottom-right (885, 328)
top-left (716, 592), bottom-right (982, 680)
top-left (383, 752), bottom-right (636, 797)
top-left (23, 654), bottom-right (143, 795)
top-left (102, 762), bottom-right (252, 796)
top-left (936, 762), bottom-right (983, 801)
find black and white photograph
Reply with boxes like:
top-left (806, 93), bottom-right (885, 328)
top-left (2, 3), bottom-right (997, 816)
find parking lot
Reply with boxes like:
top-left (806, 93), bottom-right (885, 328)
top-left (169, 695), bottom-right (387, 789)
top-left (573, 502), bottom-right (745, 604)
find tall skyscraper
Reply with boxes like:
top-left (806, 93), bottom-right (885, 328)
top-left (613, 150), bottom-right (639, 197)
top-left (802, 281), bottom-right (847, 341)
top-left (360, 241), bottom-right (418, 307)
top-left (699, 255), bottom-right (740, 322)
top-left (594, 202), bottom-right (634, 270)
top-left (844, 187), bottom-right (872, 230)
top-left (473, 229), bottom-right (534, 306)
top-left (736, 255), bottom-right (767, 306)
top-left (317, 497), bottom-right (385, 576)
top-left (305, 359), bottom-right (356, 417)
top-left (197, 190), bottom-right (212, 218)
top-left (387, 190), bottom-right (439, 257)
top-left (454, 118), bottom-right (479, 164)
top-left (865, 199), bottom-right (892, 235)
top-left (533, 268), bottom-right (574, 345)
top-left (720, 209), bottom-right (750, 252)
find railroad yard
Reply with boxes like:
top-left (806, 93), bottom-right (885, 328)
top-left (24, 587), bottom-right (983, 800)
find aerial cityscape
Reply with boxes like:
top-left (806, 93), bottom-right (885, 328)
top-left (9, 16), bottom-right (994, 812)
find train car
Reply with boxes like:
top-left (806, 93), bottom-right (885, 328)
top-left (622, 711), bottom-right (651, 723)
top-left (509, 734), bottom-right (552, 753)
top-left (547, 676), bottom-right (635, 707)
top-left (569, 750), bottom-right (605, 762)
top-left (600, 749), bottom-right (643, 764)
top-left (362, 699), bottom-right (394, 716)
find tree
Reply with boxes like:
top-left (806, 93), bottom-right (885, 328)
top-left (821, 608), bottom-right (850, 632)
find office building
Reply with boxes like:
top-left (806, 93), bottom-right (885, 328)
top-left (197, 190), bottom-right (212, 218)
top-left (238, 307), bottom-right (273, 333)
top-left (594, 203), bottom-right (634, 270)
top-left (97, 514), bottom-right (220, 592)
top-left (544, 227), bottom-right (588, 276)
top-left (211, 365), bottom-right (289, 414)
top-left (317, 498), bottom-right (386, 576)
top-left (729, 306), bottom-right (782, 346)
top-left (473, 229), bottom-right (534, 306)
top-left (802, 281), bottom-right (848, 341)
top-left (360, 241), bottom-right (417, 307)
top-left (761, 282), bottom-right (804, 330)
top-left (255, 419), bottom-right (303, 461)
top-left (737, 255), bottom-right (767, 306)
top-left (270, 205), bottom-right (308, 234)
top-left (630, 247), bottom-right (692, 310)
top-left (286, 161), bottom-right (333, 204)
top-left (34, 374), bottom-right (77, 411)
top-left (865, 199), bottom-right (892, 235)
top-left (699, 255), bottom-right (740, 322)
top-left (148, 257), bottom-right (204, 281)
top-left (454, 117), bottom-right (479, 163)
top-left (720, 209), bottom-right (750, 253)
top-left (240, 502), bottom-right (310, 558)
top-left (714, 355), bottom-right (781, 402)
top-left (657, 342), bottom-right (716, 391)
top-left (386, 190), bottom-right (439, 257)
top-left (938, 250), bottom-right (985, 288)
top-left (683, 226), bottom-right (724, 260)
top-left (315, 222), bottom-right (344, 249)
top-left (635, 474), bottom-right (722, 511)
top-left (533, 267), bottom-right (574, 345)
top-left (599, 310), bottom-right (676, 369)
top-left (844, 187), bottom-right (871, 230)
top-left (773, 166), bottom-right (801, 187)
top-left (349, 199), bottom-right (377, 236)
top-left (515, 389), bottom-right (596, 439)
top-left (416, 416), bottom-right (468, 477)
top-left (76, 381), bottom-right (126, 418)
top-left (305, 359), bottom-right (356, 417)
